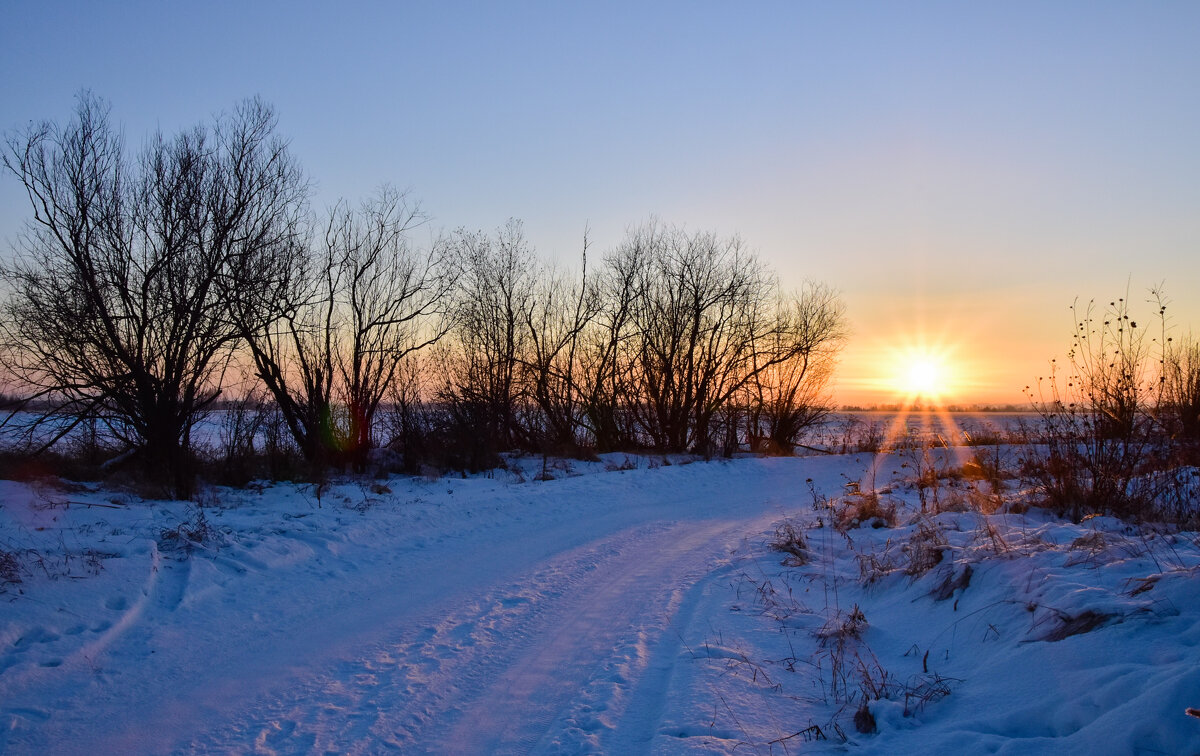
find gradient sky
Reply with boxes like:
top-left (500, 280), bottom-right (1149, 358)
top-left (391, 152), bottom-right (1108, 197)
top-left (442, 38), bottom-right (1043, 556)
top-left (3, 1), bottom-right (1199, 405)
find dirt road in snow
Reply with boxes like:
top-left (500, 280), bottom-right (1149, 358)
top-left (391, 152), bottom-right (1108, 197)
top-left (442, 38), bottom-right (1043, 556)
top-left (187, 518), bottom-right (756, 754)
top-left (2, 456), bottom-right (839, 754)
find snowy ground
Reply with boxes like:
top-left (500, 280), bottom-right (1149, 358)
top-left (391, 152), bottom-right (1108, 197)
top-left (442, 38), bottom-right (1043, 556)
top-left (2, 451), bottom-right (1199, 754)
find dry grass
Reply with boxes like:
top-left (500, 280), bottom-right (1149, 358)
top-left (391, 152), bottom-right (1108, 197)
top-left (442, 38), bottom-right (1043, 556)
top-left (972, 520), bottom-right (1012, 555)
top-left (902, 673), bottom-right (957, 716)
top-left (769, 520), bottom-right (809, 566)
top-left (929, 563), bottom-right (973, 601)
top-left (856, 548), bottom-right (899, 585)
top-left (0, 550), bottom-right (21, 585)
top-left (815, 604), bottom-right (868, 645)
top-left (903, 520), bottom-right (948, 576)
top-left (835, 493), bottom-right (897, 531)
top-left (159, 506), bottom-right (219, 553)
top-left (854, 701), bottom-right (877, 734)
top-left (1037, 609), bottom-right (1114, 642)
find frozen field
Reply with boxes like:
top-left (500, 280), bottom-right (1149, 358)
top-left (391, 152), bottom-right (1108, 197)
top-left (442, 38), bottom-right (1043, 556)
top-left (2, 451), bottom-right (1200, 754)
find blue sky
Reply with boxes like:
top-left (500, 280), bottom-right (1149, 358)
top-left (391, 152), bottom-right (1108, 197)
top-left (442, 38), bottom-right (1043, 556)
top-left (3, 1), bottom-right (1199, 403)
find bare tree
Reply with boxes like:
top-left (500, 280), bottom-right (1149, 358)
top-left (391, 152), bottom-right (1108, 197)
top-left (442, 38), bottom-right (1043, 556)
top-left (237, 187), bottom-right (452, 470)
top-left (620, 224), bottom-right (767, 453)
top-left (744, 283), bottom-right (847, 453)
top-left (1, 93), bottom-right (306, 496)
top-left (590, 223), bottom-right (848, 456)
top-left (576, 235), bottom-right (646, 451)
top-left (436, 220), bottom-right (538, 458)
top-left (520, 236), bottom-right (601, 454)
top-left (333, 189), bottom-right (453, 467)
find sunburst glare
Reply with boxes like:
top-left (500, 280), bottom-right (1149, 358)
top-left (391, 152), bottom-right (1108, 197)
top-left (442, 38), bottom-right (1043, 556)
top-left (896, 350), bottom-right (955, 402)
top-left (859, 335), bottom-right (977, 488)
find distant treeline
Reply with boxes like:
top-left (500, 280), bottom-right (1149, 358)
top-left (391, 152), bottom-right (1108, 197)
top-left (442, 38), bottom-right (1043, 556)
top-left (840, 404), bottom-right (1029, 413)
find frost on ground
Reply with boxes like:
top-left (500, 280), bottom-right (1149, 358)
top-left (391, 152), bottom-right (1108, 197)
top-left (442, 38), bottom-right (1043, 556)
top-left (1, 452), bottom-right (1199, 754)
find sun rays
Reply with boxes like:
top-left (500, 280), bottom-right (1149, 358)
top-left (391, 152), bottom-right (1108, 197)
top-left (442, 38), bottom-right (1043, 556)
top-left (862, 334), bottom-right (977, 487)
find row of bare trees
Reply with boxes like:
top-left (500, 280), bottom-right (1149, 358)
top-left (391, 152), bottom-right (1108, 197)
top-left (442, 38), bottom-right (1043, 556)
top-left (0, 95), bottom-right (846, 495)
top-left (427, 220), bottom-right (846, 468)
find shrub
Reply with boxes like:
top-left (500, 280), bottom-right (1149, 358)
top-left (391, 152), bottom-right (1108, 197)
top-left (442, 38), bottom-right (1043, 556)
top-left (835, 493), bottom-right (897, 531)
top-left (961, 447), bottom-right (1008, 487)
top-left (1161, 332), bottom-right (1200, 458)
top-left (209, 389), bottom-right (270, 486)
top-left (1021, 293), bottom-right (1174, 521)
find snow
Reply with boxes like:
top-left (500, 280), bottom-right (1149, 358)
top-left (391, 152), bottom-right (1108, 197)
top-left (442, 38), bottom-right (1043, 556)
top-left (2, 451), bottom-right (1200, 754)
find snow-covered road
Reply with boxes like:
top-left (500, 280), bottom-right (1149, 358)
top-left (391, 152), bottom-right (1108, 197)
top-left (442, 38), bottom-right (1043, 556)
top-left (1, 455), bottom-right (832, 754)
top-left (187, 519), bottom-right (756, 754)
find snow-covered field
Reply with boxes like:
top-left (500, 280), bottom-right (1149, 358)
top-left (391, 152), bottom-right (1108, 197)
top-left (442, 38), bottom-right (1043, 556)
top-left (2, 451), bottom-right (1199, 754)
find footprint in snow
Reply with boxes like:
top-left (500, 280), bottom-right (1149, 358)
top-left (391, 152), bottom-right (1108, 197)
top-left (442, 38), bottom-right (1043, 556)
top-left (13, 627), bottom-right (60, 650)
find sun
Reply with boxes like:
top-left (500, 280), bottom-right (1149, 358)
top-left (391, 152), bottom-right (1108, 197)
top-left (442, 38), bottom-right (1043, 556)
top-left (894, 349), bottom-right (956, 402)
top-left (904, 358), bottom-right (943, 396)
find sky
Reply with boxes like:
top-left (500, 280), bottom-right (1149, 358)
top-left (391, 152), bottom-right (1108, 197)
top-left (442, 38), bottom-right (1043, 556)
top-left (2, 1), bottom-right (1199, 406)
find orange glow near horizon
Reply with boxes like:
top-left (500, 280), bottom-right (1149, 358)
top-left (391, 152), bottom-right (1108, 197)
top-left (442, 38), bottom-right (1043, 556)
top-left (846, 333), bottom-right (969, 408)
top-left (831, 292), bottom-right (1048, 409)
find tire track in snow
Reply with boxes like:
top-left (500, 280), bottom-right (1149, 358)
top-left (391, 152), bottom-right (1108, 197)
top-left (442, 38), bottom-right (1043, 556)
top-left (439, 519), bottom-right (745, 755)
top-left (183, 516), bottom-right (764, 754)
top-left (182, 521), bottom-right (672, 753)
top-left (364, 523), bottom-right (669, 751)
top-left (597, 559), bottom-right (744, 753)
